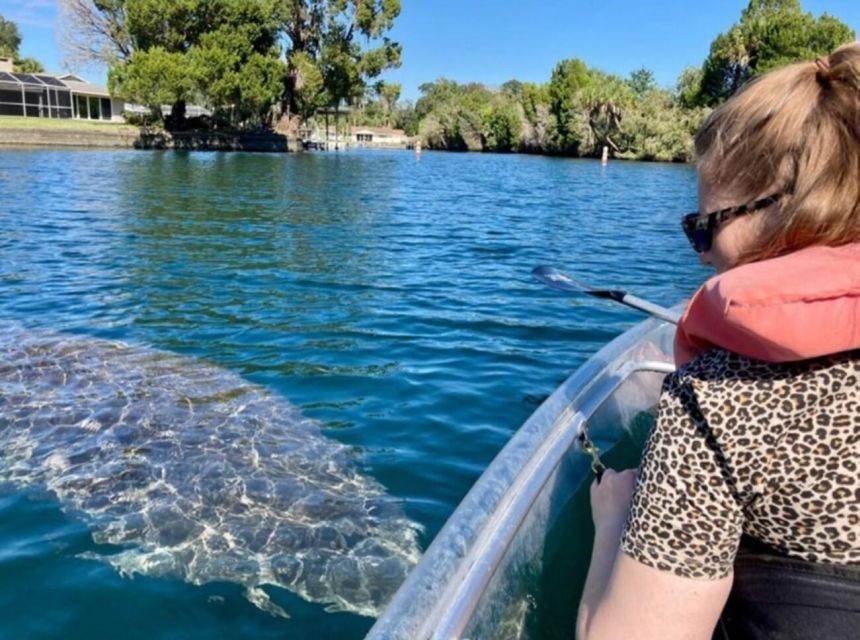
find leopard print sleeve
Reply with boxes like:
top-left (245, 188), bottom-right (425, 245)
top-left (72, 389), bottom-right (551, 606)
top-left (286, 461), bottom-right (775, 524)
top-left (620, 356), bottom-right (746, 579)
top-left (621, 348), bottom-right (860, 576)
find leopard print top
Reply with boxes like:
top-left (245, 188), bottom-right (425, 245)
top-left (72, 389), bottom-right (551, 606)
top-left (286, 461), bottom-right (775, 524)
top-left (620, 348), bottom-right (860, 579)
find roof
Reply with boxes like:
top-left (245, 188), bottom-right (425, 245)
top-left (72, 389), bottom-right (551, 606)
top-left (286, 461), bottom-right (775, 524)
top-left (353, 126), bottom-right (407, 136)
top-left (60, 79), bottom-right (110, 97)
top-left (0, 71), bottom-right (111, 97)
top-left (57, 73), bottom-right (88, 82)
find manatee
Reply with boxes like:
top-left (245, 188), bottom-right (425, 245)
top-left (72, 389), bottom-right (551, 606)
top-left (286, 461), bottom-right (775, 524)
top-left (0, 322), bottom-right (422, 617)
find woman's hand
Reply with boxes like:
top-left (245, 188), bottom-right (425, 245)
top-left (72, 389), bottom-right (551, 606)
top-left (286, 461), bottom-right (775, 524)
top-left (589, 468), bottom-right (638, 533)
top-left (580, 466), bottom-right (733, 640)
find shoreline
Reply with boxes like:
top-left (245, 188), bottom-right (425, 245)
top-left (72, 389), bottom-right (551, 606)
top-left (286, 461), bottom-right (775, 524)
top-left (0, 124), bottom-right (686, 163)
top-left (413, 144), bottom-right (692, 164)
top-left (0, 125), bottom-right (299, 153)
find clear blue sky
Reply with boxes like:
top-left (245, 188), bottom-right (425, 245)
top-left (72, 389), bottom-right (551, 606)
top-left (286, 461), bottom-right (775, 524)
top-left (3, 0), bottom-right (859, 99)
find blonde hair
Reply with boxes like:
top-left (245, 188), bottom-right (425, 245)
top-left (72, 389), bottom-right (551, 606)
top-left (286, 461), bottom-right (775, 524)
top-left (695, 41), bottom-right (860, 264)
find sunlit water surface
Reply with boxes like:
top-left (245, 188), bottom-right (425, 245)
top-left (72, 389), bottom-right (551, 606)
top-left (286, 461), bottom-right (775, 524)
top-left (0, 149), bottom-right (707, 639)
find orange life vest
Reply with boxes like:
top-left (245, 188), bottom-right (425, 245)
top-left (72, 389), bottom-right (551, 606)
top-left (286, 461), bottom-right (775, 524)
top-left (674, 243), bottom-right (860, 366)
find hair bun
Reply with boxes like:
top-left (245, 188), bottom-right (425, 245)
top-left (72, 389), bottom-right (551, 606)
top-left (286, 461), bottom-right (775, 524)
top-left (819, 43), bottom-right (860, 92)
top-left (815, 56), bottom-right (832, 83)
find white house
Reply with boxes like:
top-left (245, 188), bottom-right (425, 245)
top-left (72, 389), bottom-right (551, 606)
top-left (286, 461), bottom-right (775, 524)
top-left (352, 126), bottom-right (410, 147)
top-left (57, 73), bottom-right (126, 122)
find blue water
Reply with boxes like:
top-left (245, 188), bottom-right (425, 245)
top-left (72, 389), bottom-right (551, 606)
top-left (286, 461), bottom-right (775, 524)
top-left (0, 149), bottom-right (707, 639)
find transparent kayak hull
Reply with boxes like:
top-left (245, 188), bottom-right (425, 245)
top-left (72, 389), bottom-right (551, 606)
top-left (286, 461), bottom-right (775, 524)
top-left (368, 315), bottom-right (677, 639)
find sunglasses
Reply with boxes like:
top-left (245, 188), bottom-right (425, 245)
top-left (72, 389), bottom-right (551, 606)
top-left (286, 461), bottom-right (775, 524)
top-left (681, 194), bottom-right (781, 253)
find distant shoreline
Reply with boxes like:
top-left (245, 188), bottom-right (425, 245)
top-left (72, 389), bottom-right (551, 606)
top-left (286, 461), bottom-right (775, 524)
top-left (0, 124), bottom-right (688, 163)
top-left (0, 122), bottom-right (298, 153)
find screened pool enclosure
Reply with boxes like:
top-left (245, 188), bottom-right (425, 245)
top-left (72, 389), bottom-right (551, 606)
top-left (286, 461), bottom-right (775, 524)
top-left (0, 72), bottom-right (113, 120)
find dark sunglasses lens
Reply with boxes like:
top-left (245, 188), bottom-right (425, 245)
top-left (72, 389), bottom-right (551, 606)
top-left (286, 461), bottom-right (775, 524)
top-left (693, 229), bottom-right (711, 253)
top-left (681, 213), bottom-right (712, 253)
top-left (681, 215), bottom-right (707, 253)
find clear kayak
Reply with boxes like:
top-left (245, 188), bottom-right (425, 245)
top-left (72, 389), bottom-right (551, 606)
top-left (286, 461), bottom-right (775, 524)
top-left (367, 314), bottom-right (677, 639)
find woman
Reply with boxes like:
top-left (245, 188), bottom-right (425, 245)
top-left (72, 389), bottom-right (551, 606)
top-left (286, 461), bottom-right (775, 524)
top-left (577, 42), bottom-right (860, 640)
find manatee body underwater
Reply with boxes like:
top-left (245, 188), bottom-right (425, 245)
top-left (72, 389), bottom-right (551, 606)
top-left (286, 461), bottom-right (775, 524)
top-left (0, 322), bottom-right (422, 617)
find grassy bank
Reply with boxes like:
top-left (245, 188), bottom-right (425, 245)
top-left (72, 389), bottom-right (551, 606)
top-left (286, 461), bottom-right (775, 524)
top-left (0, 116), bottom-right (139, 134)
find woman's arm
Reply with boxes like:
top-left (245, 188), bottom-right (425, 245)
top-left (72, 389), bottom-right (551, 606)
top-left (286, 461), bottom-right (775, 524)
top-left (576, 469), bottom-right (637, 638)
top-left (578, 548), bottom-right (732, 640)
top-left (576, 469), bottom-right (732, 639)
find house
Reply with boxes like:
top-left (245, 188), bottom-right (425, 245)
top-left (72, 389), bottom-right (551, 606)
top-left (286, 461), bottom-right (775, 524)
top-left (298, 106), bottom-right (412, 150)
top-left (352, 126), bottom-right (410, 147)
top-left (0, 57), bottom-right (125, 122)
top-left (56, 73), bottom-right (126, 122)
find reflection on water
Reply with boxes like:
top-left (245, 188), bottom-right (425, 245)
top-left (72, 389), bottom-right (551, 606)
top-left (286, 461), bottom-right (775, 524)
top-left (0, 148), bottom-right (706, 639)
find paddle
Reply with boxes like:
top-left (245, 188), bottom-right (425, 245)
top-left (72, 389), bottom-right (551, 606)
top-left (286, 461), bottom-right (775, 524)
top-left (531, 266), bottom-right (682, 325)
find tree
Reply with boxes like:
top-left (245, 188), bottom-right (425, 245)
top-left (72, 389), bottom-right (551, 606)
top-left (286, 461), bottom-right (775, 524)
top-left (14, 57), bottom-right (44, 73)
top-left (108, 0), bottom-right (284, 129)
top-left (317, 1), bottom-right (402, 147)
top-left (58, 0), bottom-right (132, 69)
top-left (412, 79), bottom-right (491, 151)
top-left (107, 1), bottom-right (204, 126)
top-left (0, 14), bottom-right (47, 74)
top-left (320, 29), bottom-right (359, 148)
top-left (578, 69), bottom-right (636, 155)
top-left (547, 60), bottom-right (636, 155)
top-left (0, 14), bottom-right (21, 58)
top-left (548, 58), bottom-right (592, 151)
top-left (277, 0), bottom-right (401, 134)
top-left (500, 79), bottom-right (523, 98)
top-left (66, 0), bottom-right (404, 132)
top-left (288, 49), bottom-right (327, 122)
top-left (675, 66), bottom-right (703, 108)
top-left (516, 82), bottom-right (553, 151)
top-left (627, 67), bottom-right (656, 97)
top-left (699, 0), bottom-right (855, 104)
top-left (415, 78), bottom-right (461, 118)
top-left (377, 81), bottom-right (400, 126)
top-left (278, 0), bottom-right (325, 130)
top-left (188, 2), bottom-right (283, 125)
top-left (618, 89), bottom-right (708, 162)
top-left (109, 46), bottom-right (194, 120)
top-left (519, 82), bottom-right (549, 125)
top-left (484, 100), bottom-right (521, 152)
top-left (394, 99), bottom-right (419, 136)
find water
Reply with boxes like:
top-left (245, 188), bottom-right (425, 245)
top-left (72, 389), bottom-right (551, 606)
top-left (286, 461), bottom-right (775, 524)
top-left (0, 148), bottom-right (707, 639)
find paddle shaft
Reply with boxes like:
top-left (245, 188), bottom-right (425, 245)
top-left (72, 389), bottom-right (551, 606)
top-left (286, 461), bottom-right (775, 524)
top-left (531, 266), bottom-right (682, 325)
top-left (591, 289), bottom-right (681, 324)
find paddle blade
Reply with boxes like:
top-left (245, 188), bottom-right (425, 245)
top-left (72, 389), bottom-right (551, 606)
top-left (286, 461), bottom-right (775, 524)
top-left (531, 266), bottom-right (618, 300)
top-left (531, 266), bottom-right (593, 294)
